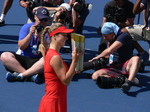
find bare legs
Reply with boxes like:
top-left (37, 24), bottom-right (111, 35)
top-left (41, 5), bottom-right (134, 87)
top-left (0, 52), bottom-right (44, 78)
top-left (0, 0), bottom-right (14, 22)
top-left (92, 56), bottom-right (140, 82)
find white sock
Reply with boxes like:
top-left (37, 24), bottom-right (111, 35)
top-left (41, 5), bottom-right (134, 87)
top-left (0, 14), bottom-right (5, 21)
top-left (18, 73), bottom-right (23, 79)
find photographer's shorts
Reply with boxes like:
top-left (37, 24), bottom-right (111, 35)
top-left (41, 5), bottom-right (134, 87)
top-left (100, 60), bottom-right (129, 78)
top-left (126, 24), bottom-right (145, 41)
top-left (6, 52), bottom-right (41, 73)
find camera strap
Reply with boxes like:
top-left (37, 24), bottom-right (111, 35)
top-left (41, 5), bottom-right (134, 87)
top-left (33, 35), bottom-right (39, 45)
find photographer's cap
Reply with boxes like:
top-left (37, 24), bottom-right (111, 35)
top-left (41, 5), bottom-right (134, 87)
top-left (60, 3), bottom-right (71, 11)
top-left (35, 7), bottom-right (50, 19)
top-left (101, 22), bottom-right (120, 35)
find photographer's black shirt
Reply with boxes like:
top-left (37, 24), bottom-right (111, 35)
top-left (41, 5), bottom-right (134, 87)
top-left (110, 32), bottom-right (133, 65)
top-left (103, 1), bottom-right (135, 23)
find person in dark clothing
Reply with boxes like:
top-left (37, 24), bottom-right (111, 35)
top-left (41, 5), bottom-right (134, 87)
top-left (91, 22), bottom-right (140, 93)
top-left (97, 0), bottom-right (149, 62)
top-left (20, 0), bottom-right (64, 23)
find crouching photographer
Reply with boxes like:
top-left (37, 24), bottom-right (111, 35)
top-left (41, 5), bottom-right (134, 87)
top-left (69, 0), bottom-right (89, 34)
top-left (52, 8), bottom-right (70, 24)
top-left (83, 58), bottom-right (129, 89)
top-left (92, 22), bottom-right (140, 93)
top-left (105, 7), bottom-right (125, 24)
top-left (20, 0), bottom-right (62, 23)
top-left (0, 7), bottom-right (50, 84)
top-left (97, 6), bottom-right (125, 35)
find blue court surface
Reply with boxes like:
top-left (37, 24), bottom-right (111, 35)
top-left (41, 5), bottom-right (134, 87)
top-left (0, 0), bottom-right (150, 112)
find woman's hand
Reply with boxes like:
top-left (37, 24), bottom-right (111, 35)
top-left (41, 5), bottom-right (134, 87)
top-left (72, 47), bottom-right (84, 63)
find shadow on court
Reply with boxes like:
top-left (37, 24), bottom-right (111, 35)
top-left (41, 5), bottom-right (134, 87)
top-left (126, 74), bottom-right (150, 97)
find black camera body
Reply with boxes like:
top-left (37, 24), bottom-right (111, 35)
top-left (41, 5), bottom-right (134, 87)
top-left (106, 7), bottom-right (125, 22)
top-left (59, 11), bottom-right (67, 20)
top-left (35, 24), bottom-right (44, 33)
top-left (27, 0), bottom-right (37, 10)
top-left (83, 57), bottom-right (107, 71)
top-left (73, 0), bottom-right (84, 12)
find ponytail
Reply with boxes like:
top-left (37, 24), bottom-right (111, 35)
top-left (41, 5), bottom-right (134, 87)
top-left (39, 26), bottom-right (50, 57)
top-left (39, 23), bottom-right (63, 57)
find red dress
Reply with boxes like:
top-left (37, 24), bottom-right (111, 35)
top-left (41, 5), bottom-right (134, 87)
top-left (38, 49), bottom-right (68, 112)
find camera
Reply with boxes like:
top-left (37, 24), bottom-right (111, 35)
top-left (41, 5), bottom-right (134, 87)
top-left (59, 11), bottom-right (67, 20)
top-left (73, 0), bottom-right (84, 12)
top-left (35, 24), bottom-right (44, 33)
top-left (83, 57), bottom-right (107, 71)
top-left (27, 0), bottom-right (37, 10)
top-left (106, 7), bottom-right (125, 22)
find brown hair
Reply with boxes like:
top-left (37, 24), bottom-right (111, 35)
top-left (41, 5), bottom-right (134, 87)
top-left (39, 23), bottom-right (63, 57)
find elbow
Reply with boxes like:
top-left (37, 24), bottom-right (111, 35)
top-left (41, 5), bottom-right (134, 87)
top-left (132, 9), bottom-right (136, 14)
top-left (62, 78), bottom-right (71, 86)
top-left (133, 11), bottom-right (139, 15)
top-left (62, 81), bottom-right (70, 86)
top-left (132, 8), bottom-right (141, 15)
top-left (19, 46), bottom-right (25, 50)
top-left (18, 42), bottom-right (27, 50)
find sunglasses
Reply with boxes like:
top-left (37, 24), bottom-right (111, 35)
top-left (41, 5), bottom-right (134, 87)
top-left (39, 18), bottom-right (49, 22)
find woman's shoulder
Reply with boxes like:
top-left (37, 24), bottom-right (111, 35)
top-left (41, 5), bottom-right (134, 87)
top-left (46, 49), bottom-right (59, 56)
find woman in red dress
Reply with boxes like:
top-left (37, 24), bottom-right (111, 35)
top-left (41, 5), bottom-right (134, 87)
top-left (38, 23), bottom-right (83, 112)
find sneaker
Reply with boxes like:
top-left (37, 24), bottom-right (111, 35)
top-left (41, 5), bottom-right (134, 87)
top-left (6, 72), bottom-right (22, 82)
top-left (132, 77), bottom-right (140, 87)
top-left (121, 80), bottom-right (132, 93)
top-left (125, 77), bottom-right (140, 87)
top-left (31, 74), bottom-right (44, 84)
top-left (0, 19), bottom-right (5, 26)
top-left (137, 51), bottom-right (149, 62)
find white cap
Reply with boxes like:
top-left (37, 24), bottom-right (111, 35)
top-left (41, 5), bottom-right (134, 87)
top-left (60, 3), bottom-right (71, 11)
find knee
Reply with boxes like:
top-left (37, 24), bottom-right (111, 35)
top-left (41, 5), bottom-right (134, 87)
top-left (92, 71), bottom-right (102, 81)
top-left (131, 56), bottom-right (140, 66)
top-left (121, 28), bottom-right (129, 34)
top-left (1, 52), bottom-right (13, 63)
top-left (133, 56), bottom-right (140, 64)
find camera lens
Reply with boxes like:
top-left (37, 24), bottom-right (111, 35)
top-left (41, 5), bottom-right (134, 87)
top-left (28, 0), bottom-right (36, 10)
top-left (59, 12), bottom-right (66, 20)
top-left (73, 3), bottom-right (83, 12)
top-left (35, 24), bottom-right (44, 33)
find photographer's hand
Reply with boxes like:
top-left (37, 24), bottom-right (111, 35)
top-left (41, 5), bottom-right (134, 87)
top-left (20, 1), bottom-right (28, 8)
top-left (56, 7), bottom-right (66, 12)
top-left (29, 25), bottom-right (36, 35)
top-left (53, 11), bottom-right (66, 23)
top-left (89, 57), bottom-right (99, 62)
top-left (69, 0), bottom-right (75, 5)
